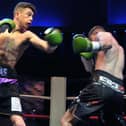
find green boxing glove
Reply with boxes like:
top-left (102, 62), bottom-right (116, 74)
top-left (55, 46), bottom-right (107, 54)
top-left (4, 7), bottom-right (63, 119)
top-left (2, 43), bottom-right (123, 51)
top-left (72, 34), bottom-right (102, 54)
top-left (0, 18), bottom-right (16, 33)
top-left (44, 27), bottom-right (63, 46)
top-left (80, 52), bottom-right (93, 60)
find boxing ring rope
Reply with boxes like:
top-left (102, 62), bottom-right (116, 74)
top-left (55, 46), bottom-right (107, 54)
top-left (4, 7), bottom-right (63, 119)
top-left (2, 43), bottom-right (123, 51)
top-left (23, 113), bottom-right (49, 119)
top-left (20, 95), bottom-right (98, 120)
top-left (20, 94), bottom-right (126, 100)
top-left (20, 94), bottom-right (126, 120)
top-left (20, 94), bottom-right (74, 100)
top-left (20, 77), bottom-right (126, 126)
top-left (20, 94), bottom-right (51, 100)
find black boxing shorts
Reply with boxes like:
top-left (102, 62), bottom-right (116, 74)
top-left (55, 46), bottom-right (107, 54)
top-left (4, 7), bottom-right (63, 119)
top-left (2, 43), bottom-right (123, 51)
top-left (93, 70), bottom-right (124, 94)
top-left (0, 64), bottom-right (22, 116)
top-left (69, 70), bottom-right (125, 122)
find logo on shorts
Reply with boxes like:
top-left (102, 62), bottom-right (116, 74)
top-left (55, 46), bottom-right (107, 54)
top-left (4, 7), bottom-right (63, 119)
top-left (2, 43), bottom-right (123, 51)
top-left (0, 67), bottom-right (8, 76)
top-left (99, 76), bottom-right (124, 93)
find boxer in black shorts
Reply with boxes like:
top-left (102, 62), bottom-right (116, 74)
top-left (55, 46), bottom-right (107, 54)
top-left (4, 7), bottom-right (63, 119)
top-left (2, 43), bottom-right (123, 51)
top-left (0, 2), bottom-right (62, 126)
top-left (61, 26), bottom-right (126, 126)
top-left (68, 70), bottom-right (125, 126)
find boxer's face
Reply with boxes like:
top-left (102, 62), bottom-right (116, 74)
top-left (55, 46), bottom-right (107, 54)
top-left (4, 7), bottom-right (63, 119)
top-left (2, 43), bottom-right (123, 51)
top-left (15, 8), bottom-right (34, 30)
top-left (89, 28), bottom-right (105, 41)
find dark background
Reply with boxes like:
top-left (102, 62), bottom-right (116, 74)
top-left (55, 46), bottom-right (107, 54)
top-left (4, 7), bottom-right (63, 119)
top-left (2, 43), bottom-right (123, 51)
top-left (1, 0), bottom-right (126, 126)
top-left (0, 0), bottom-right (107, 28)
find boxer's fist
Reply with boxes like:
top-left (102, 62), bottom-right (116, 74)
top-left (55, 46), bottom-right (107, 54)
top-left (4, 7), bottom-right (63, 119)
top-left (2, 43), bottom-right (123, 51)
top-left (0, 18), bottom-right (16, 33)
top-left (72, 34), bottom-right (101, 53)
top-left (44, 27), bottom-right (63, 46)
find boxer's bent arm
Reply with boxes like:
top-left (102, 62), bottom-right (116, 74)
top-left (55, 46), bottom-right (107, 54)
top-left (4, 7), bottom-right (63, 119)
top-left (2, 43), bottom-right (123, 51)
top-left (25, 31), bottom-right (55, 53)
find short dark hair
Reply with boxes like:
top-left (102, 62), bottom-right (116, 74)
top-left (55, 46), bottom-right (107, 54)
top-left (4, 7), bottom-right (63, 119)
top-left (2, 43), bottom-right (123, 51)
top-left (88, 25), bottom-right (105, 38)
top-left (13, 2), bottom-right (36, 14)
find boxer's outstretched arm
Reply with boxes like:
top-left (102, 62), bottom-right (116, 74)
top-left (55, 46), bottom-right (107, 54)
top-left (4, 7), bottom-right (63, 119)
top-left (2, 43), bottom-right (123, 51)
top-left (25, 28), bottom-right (63, 53)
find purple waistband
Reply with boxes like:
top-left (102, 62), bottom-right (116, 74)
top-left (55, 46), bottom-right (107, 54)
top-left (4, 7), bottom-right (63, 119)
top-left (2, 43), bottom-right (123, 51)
top-left (0, 78), bottom-right (18, 84)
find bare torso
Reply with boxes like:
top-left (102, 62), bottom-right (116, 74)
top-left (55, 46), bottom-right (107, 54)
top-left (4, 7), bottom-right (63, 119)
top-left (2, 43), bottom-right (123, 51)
top-left (0, 31), bottom-right (30, 68)
top-left (95, 42), bottom-right (124, 79)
